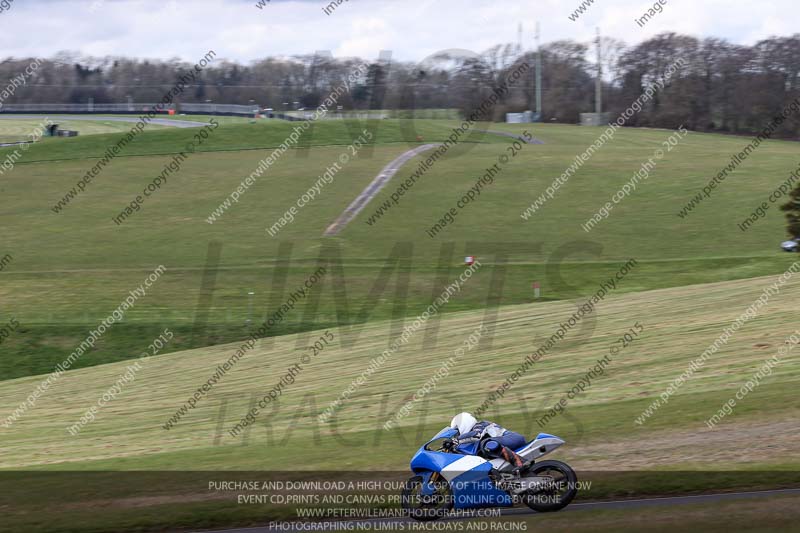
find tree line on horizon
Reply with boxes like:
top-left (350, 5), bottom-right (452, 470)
top-left (3, 32), bottom-right (800, 237)
top-left (1, 32), bottom-right (799, 136)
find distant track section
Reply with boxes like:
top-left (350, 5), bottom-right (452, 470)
top-left (323, 144), bottom-right (438, 236)
top-left (477, 129), bottom-right (545, 144)
top-left (0, 115), bottom-right (207, 128)
top-left (197, 488), bottom-right (800, 533)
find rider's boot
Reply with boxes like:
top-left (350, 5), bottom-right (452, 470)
top-left (501, 447), bottom-right (526, 476)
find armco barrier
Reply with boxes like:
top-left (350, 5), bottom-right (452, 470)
top-left (0, 103), bottom-right (259, 117)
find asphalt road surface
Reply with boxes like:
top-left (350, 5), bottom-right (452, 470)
top-left (323, 144), bottom-right (438, 236)
top-left (195, 488), bottom-right (800, 532)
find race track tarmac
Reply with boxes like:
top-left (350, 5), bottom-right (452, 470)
top-left (0, 114), bottom-right (208, 128)
top-left (323, 144), bottom-right (438, 236)
top-left (195, 488), bottom-right (800, 532)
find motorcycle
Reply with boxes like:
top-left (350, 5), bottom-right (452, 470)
top-left (400, 427), bottom-right (577, 520)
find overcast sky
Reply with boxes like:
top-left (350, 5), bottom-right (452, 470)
top-left (0, 0), bottom-right (795, 64)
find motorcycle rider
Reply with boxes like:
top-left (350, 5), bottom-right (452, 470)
top-left (446, 412), bottom-right (528, 474)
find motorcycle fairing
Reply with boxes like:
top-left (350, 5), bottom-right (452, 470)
top-left (517, 433), bottom-right (565, 462)
top-left (411, 452), bottom-right (512, 509)
top-left (410, 447), bottom-right (469, 474)
top-left (441, 455), bottom-right (513, 509)
top-left (488, 433), bottom-right (566, 472)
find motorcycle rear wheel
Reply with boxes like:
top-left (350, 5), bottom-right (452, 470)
top-left (522, 460), bottom-right (578, 512)
top-left (400, 474), bottom-right (453, 521)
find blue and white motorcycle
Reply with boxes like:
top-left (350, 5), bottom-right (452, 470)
top-left (400, 427), bottom-right (577, 520)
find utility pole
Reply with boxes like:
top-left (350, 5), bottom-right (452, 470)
top-left (595, 27), bottom-right (603, 114)
top-left (535, 21), bottom-right (542, 121)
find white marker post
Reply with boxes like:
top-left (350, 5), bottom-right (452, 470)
top-left (246, 291), bottom-right (255, 325)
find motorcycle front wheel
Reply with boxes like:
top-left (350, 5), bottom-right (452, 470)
top-left (400, 474), bottom-right (453, 521)
top-left (522, 460), bottom-right (578, 512)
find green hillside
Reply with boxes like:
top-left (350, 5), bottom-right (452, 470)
top-left (0, 120), bottom-right (797, 380)
top-left (1, 273), bottom-right (797, 472)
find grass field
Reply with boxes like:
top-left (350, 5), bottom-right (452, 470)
top-left (2, 116), bottom-right (799, 532)
top-left (0, 119), bottom-right (797, 380)
top-left (0, 117), bottom-right (173, 142)
top-left (171, 114), bottom-right (254, 125)
top-left (1, 273), bottom-right (798, 531)
top-left (2, 272), bottom-right (798, 470)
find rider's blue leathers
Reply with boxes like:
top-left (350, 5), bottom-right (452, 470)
top-left (454, 421), bottom-right (526, 466)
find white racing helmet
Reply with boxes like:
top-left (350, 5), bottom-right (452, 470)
top-left (450, 412), bottom-right (477, 436)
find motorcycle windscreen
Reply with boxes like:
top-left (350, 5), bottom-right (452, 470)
top-left (428, 427), bottom-right (457, 444)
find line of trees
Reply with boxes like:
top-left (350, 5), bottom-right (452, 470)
top-left (782, 187), bottom-right (800, 239)
top-left (2, 32), bottom-right (800, 137)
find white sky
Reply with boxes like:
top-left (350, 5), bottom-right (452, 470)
top-left (0, 0), bottom-right (794, 64)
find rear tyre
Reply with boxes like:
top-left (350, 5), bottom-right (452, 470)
top-left (400, 474), bottom-right (453, 521)
top-left (522, 460), bottom-right (577, 512)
